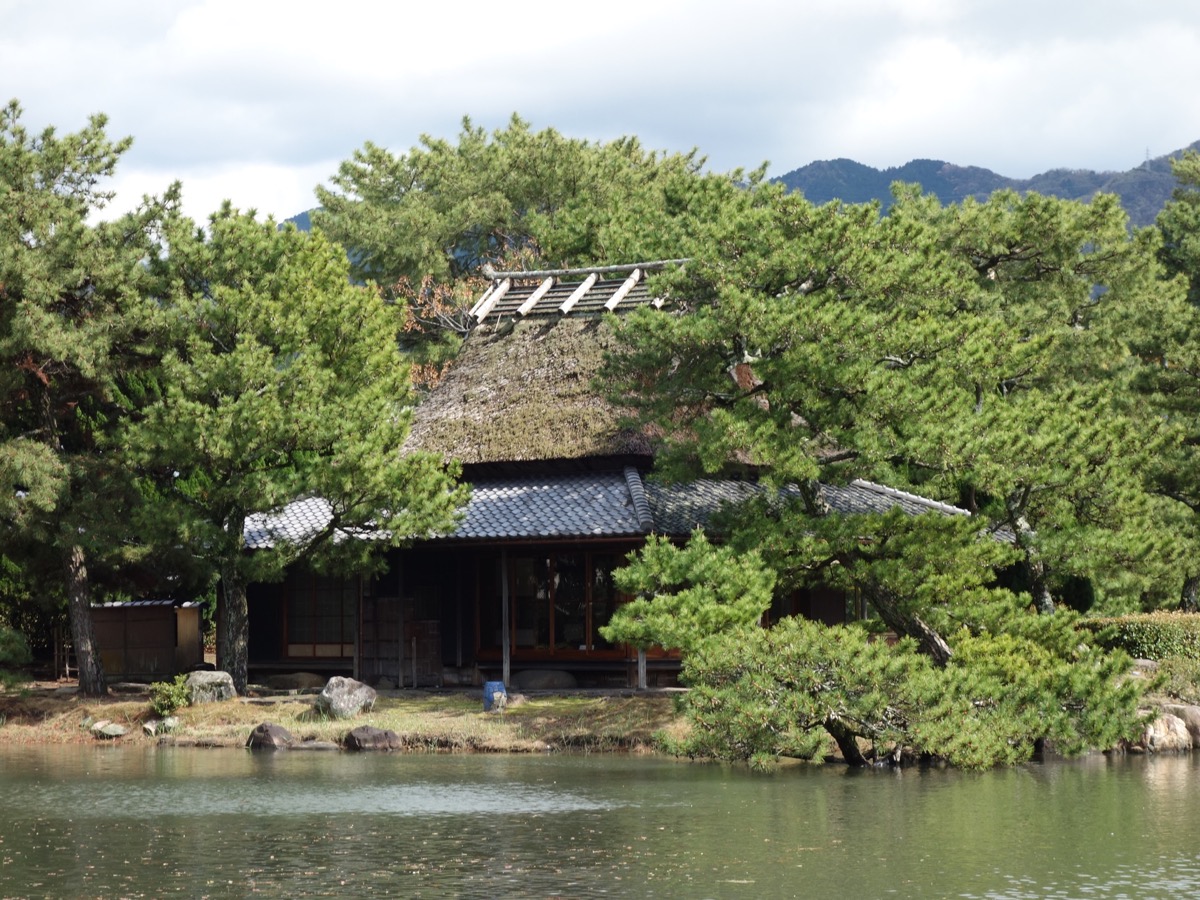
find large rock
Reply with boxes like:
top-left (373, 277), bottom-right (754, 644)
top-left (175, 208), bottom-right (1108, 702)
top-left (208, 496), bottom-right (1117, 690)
top-left (315, 676), bottom-right (377, 719)
top-left (91, 720), bottom-right (128, 740)
top-left (186, 670), bottom-right (237, 704)
top-left (246, 721), bottom-right (295, 750)
top-left (1142, 713), bottom-right (1193, 752)
top-left (512, 669), bottom-right (577, 691)
top-left (1162, 704), bottom-right (1200, 749)
top-left (344, 725), bottom-right (405, 751)
top-left (142, 717), bottom-right (180, 737)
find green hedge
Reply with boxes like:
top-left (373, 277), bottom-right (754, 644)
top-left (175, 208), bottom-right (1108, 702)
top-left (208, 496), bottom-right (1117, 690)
top-left (1080, 611), bottom-right (1200, 660)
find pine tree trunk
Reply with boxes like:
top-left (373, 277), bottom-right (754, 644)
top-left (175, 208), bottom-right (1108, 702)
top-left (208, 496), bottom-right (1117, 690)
top-left (218, 563), bottom-right (249, 695)
top-left (824, 715), bottom-right (869, 767)
top-left (64, 544), bottom-right (107, 697)
top-left (1024, 557), bottom-right (1057, 616)
top-left (1180, 574), bottom-right (1200, 612)
top-left (1010, 507), bottom-right (1055, 615)
top-left (861, 582), bottom-right (954, 667)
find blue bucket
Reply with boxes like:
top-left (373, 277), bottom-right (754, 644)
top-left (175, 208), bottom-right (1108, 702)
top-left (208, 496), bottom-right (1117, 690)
top-left (482, 680), bottom-right (507, 712)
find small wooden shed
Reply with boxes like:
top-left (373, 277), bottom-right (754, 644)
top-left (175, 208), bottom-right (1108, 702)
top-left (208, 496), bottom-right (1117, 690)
top-left (93, 600), bottom-right (204, 680)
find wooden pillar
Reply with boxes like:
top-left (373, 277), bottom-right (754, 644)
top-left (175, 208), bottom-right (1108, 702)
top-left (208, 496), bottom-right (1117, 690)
top-left (215, 586), bottom-right (226, 672)
top-left (354, 576), bottom-right (362, 682)
top-left (397, 557), bottom-right (405, 687)
top-left (455, 559), bottom-right (463, 670)
top-left (501, 549), bottom-right (510, 687)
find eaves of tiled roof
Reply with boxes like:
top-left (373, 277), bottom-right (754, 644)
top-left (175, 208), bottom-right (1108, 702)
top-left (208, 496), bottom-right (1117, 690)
top-left (244, 473), bottom-right (994, 549)
top-left (243, 496), bottom-right (391, 550)
top-left (244, 496), bottom-right (335, 550)
top-left (824, 480), bottom-right (972, 518)
top-left (441, 470), bottom-right (645, 540)
top-left (644, 477), bottom-right (993, 533)
top-left (643, 478), bottom-right (761, 536)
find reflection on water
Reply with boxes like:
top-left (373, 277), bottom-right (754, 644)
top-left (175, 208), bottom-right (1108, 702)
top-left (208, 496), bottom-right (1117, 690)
top-left (1, 747), bottom-right (1199, 898)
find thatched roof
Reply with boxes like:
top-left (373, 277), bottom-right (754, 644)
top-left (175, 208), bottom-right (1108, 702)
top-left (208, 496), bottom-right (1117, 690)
top-left (405, 263), bottom-right (687, 466)
top-left (404, 315), bottom-right (651, 466)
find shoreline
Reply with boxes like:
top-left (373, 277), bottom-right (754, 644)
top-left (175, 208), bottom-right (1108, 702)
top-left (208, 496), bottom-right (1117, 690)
top-left (2, 678), bottom-right (1196, 761)
top-left (0, 680), bottom-right (688, 753)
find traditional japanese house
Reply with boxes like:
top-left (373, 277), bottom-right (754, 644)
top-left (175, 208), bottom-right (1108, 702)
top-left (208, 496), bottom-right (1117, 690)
top-left (243, 262), bottom-right (980, 688)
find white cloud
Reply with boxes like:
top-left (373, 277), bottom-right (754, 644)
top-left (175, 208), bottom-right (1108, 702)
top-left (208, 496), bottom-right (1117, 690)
top-left (3, 0), bottom-right (1199, 221)
top-left (104, 159), bottom-right (336, 224)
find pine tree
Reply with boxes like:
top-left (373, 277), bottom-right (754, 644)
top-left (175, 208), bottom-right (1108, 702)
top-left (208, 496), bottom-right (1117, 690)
top-left (1145, 150), bottom-right (1200, 608)
top-left (123, 206), bottom-right (466, 692)
top-left (0, 101), bottom-right (178, 695)
top-left (599, 531), bottom-right (775, 655)
top-left (603, 180), bottom-right (1164, 761)
top-left (610, 182), bottom-right (1178, 620)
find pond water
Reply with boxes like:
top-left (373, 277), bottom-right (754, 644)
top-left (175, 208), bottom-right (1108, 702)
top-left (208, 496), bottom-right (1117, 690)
top-left (1, 746), bottom-right (1199, 898)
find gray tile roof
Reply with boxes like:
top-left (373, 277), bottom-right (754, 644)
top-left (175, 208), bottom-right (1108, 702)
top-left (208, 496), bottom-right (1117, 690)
top-left (244, 496), bottom-right (335, 550)
top-left (643, 479), bottom-right (762, 535)
top-left (824, 480), bottom-right (971, 518)
top-left (445, 472), bottom-right (645, 540)
top-left (244, 473), bottom-right (984, 548)
top-left (644, 477), bottom-right (981, 534)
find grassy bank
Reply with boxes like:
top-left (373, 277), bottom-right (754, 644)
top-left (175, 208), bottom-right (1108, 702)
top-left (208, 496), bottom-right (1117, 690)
top-left (0, 684), bottom-right (688, 753)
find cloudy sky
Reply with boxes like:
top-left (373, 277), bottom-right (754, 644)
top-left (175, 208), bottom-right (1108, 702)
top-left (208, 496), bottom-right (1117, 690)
top-left (4, 0), bottom-right (1199, 223)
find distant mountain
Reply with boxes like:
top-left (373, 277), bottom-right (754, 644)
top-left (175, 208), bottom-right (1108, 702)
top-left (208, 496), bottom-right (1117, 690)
top-left (774, 142), bottom-right (1200, 227)
top-left (287, 143), bottom-right (1199, 232)
top-left (283, 210), bottom-right (312, 231)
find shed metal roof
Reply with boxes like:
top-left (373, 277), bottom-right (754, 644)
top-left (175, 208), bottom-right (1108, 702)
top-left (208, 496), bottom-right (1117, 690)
top-left (93, 599), bottom-right (202, 608)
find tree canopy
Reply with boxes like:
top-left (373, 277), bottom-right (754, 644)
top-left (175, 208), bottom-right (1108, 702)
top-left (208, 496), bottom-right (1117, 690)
top-left (609, 181), bottom-right (1183, 617)
top-left (1158, 150), bottom-right (1200, 305)
top-left (123, 206), bottom-right (467, 692)
top-left (1143, 149), bottom-right (1200, 609)
top-left (2, 102), bottom-right (469, 694)
top-left (602, 177), bottom-right (1182, 764)
top-left (314, 114), bottom-right (736, 285)
top-left (0, 99), bottom-right (182, 694)
top-left (313, 115), bottom-right (750, 375)
top-left (599, 531), bottom-right (775, 655)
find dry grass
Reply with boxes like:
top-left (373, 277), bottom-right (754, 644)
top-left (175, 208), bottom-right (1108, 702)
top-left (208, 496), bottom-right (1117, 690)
top-left (499, 693), bottom-right (682, 751)
top-left (0, 683), bottom-right (685, 753)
